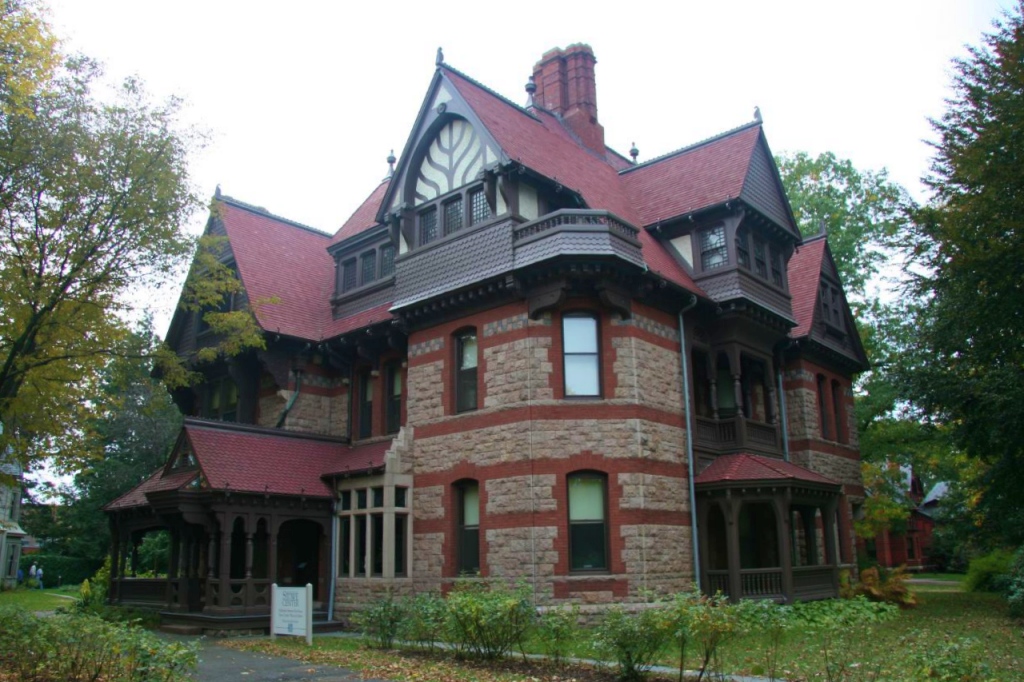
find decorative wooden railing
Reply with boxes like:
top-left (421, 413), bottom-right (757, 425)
top-left (792, 566), bottom-right (836, 600)
top-left (694, 416), bottom-right (778, 453)
top-left (512, 210), bottom-right (640, 244)
top-left (706, 568), bottom-right (785, 600)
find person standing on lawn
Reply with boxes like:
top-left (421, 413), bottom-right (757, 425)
top-left (36, 566), bottom-right (43, 589)
top-left (29, 563), bottom-right (36, 580)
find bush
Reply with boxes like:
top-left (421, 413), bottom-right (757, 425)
top-left (444, 579), bottom-right (534, 660)
top-left (907, 634), bottom-right (991, 682)
top-left (398, 592), bottom-right (447, 651)
top-left (20, 554), bottom-right (103, 586)
top-left (592, 602), bottom-right (671, 682)
top-left (850, 565), bottom-right (917, 607)
top-left (0, 606), bottom-right (197, 681)
top-left (351, 591), bottom-right (404, 649)
top-left (964, 549), bottom-right (1014, 592)
top-left (535, 603), bottom-right (580, 666)
top-left (1004, 546), bottom-right (1024, 619)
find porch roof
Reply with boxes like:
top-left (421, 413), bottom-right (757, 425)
top-left (320, 439), bottom-right (391, 479)
top-left (695, 453), bottom-right (839, 487)
top-left (104, 468), bottom-right (198, 511)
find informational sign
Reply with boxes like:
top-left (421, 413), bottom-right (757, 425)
top-left (271, 583), bottom-right (313, 645)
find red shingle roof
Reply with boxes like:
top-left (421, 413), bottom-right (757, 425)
top-left (620, 125), bottom-right (761, 227)
top-left (219, 200), bottom-right (335, 341)
top-left (321, 439), bottom-right (392, 478)
top-left (443, 69), bottom-right (704, 297)
top-left (103, 468), bottom-right (197, 511)
top-left (787, 236), bottom-right (827, 338)
top-left (332, 179), bottom-right (391, 245)
top-left (694, 453), bottom-right (838, 486)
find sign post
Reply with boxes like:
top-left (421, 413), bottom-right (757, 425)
top-left (271, 583), bottom-right (313, 645)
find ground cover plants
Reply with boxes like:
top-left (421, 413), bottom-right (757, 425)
top-left (224, 577), bottom-right (1021, 681)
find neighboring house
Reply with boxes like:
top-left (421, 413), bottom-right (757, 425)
top-left (0, 460), bottom-right (26, 589)
top-left (864, 470), bottom-right (945, 571)
top-left (105, 45), bottom-right (868, 632)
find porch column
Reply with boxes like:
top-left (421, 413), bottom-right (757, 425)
top-left (207, 533), bottom-right (217, 579)
top-left (710, 381), bottom-right (719, 419)
top-left (732, 374), bottom-right (743, 413)
top-left (767, 382), bottom-right (779, 425)
top-left (109, 522), bottom-right (121, 602)
top-left (268, 516), bottom-right (278, 585)
top-left (726, 498), bottom-right (742, 602)
top-left (836, 495), bottom-right (854, 565)
top-left (245, 532), bottom-right (254, 579)
top-left (130, 536), bottom-right (139, 577)
top-left (218, 516), bottom-right (231, 607)
top-left (823, 499), bottom-right (840, 594)
top-left (773, 498), bottom-right (794, 602)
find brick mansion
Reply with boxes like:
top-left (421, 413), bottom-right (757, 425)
top-left (105, 44), bottom-right (868, 633)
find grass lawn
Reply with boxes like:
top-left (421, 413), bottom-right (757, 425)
top-left (224, 583), bottom-right (1023, 682)
top-left (0, 587), bottom-right (78, 611)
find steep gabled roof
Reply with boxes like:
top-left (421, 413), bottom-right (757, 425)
top-left (788, 236), bottom-right (828, 338)
top-left (332, 179), bottom-right (391, 245)
top-left (695, 453), bottom-right (839, 487)
top-left (103, 467), bottom-right (197, 511)
top-left (216, 198), bottom-right (335, 340)
top-left (441, 67), bottom-right (704, 297)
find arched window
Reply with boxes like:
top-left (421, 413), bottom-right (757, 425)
top-left (455, 480), bottom-right (480, 575)
top-left (455, 330), bottom-right (478, 413)
top-left (567, 471), bottom-right (608, 572)
top-left (562, 313), bottom-right (600, 397)
top-left (817, 374), bottom-right (831, 440)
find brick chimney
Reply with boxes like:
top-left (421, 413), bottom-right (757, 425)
top-left (531, 44), bottom-right (605, 154)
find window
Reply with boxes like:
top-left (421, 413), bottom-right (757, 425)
top-left (700, 225), bottom-right (727, 270)
top-left (456, 480), bottom-right (480, 575)
top-left (820, 283), bottom-right (832, 321)
top-left (736, 228), bottom-right (750, 269)
top-left (338, 483), bottom-right (410, 578)
top-left (358, 369), bottom-right (373, 439)
top-left (470, 189), bottom-right (490, 225)
top-left (443, 197), bottom-right (463, 236)
top-left (419, 208), bottom-right (438, 245)
top-left (562, 314), bottom-right (600, 396)
top-left (342, 258), bottom-right (357, 292)
top-left (204, 377), bottom-right (238, 422)
top-left (770, 246), bottom-right (784, 287)
top-left (753, 238), bottom-right (768, 278)
top-left (568, 472), bottom-right (608, 571)
top-left (817, 374), bottom-right (831, 440)
top-left (385, 362), bottom-right (402, 434)
top-left (360, 251), bottom-right (376, 285)
top-left (830, 288), bottom-right (841, 325)
top-left (831, 379), bottom-right (846, 444)
top-left (455, 330), bottom-right (478, 412)
top-left (380, 245), bottom-right (395, 278)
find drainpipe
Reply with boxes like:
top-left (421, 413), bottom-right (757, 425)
top-left (677, 293), bottom-right (701, 591)
top-left (777, 367), bottom-right (791, 463)
top-left (328, 496), bottom-right (338, 622)
top-left (275, 369), bottom-right (304, 428)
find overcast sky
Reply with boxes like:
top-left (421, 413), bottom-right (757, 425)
top-left (42, 0), bottom-right (1012, 317)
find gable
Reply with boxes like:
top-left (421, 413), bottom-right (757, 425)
top-left (379, 72), bottom-right (505, 219)
top-left (739, 134), bottom-right (800, 237)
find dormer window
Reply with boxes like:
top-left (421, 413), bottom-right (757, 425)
top-left (443, 197), bottom-right (463, 237)
top-left (470, 189), bottom-right (490, 224)
top-left (820, 281), bottom-right (844, 335)
top-left (342, 259), bottom-right (357, 292)
top-left (380, 245), bottom-right (395, 277)
top-left (771, 248), bottom-right (784, 287)
top-left (736, 228), bottom-right (750, 269)
top-left (700, 226), bottom-right (727, 270)
top-left (360, 251), bottom-right (376, 285)
top-left (753, 238), bottom-right (768, 278)
top-left (419, 208), bottom-right (438, 245)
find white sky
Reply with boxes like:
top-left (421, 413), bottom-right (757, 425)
top-left (43, 0), bottom-right (1011, 322)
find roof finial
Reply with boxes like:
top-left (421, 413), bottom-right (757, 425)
top-left (753, 105), bottom-right (762, 122)
top-left (436, 47), bottom-right (444, 66)
top-left (215, 184), bottom-right (221, 198)
top-left (525, 75), bottom-right (536, 107)
top-left (386, 149), bottom-right (396, 179)
top-left (629, 142), bottom-right (639, 164)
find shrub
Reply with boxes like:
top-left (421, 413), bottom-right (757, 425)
top-left (964, 549), bottom-right (1013, 592)
top-left (733, 598), bottom-right (793, 682)
top-left (351, 591), bottom-right (404, 649)
top-left (398, 592), bottom-right (447, 651)
top-left (851, 565), bottom-right (917, 607)
top-left (592, 602), bottom-right (671, 682)
top-left (1005, 546), bottom-right (1024, 619)
top-left (535, 603), bottom-right (580, 666)
top-left (0, 605), bottom-right (197, 682)
top-left (20, 554), bottom-right (103, 586)
top-left (444, 579), bottom-right (534, 660)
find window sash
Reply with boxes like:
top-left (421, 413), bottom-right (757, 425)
top-left (470, 189), bottom-right (490, 225)
top-left (380, 246), bottom-right (395, 277)
top-left (700, 226), bottom-right (727, 270)
top-left (360, 251), bottom-right (376, 285)
top-left (443, 198), bottom-right (463, 236)
top-left (563, 315), bottom-right (600, 397)
top-left (420, 208), bottom-right (438, 245)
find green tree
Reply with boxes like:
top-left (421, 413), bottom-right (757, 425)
top-left (777, 151), bottom-right (913, 299)
top-left (901, 2), bottom-right (1024, 545)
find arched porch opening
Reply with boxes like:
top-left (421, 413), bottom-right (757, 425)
top-left (277, 519), bottom-right (324, 601)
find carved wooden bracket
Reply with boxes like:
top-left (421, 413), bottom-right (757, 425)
top-left (597, 281), bottom-right (632, 320)
top-left (527, 279), bottom-right (567, 319)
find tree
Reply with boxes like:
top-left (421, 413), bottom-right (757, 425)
top-left (777, 151), bottom-right (913, 299)
top-left (900, 2), bottom-right (1024, 545)
top-left (0, 3), bottom-right (200, 474)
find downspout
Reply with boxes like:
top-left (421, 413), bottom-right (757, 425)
top-left (275, 369), bottom-right (304, 428)
top-left (777, 367), bottom-right (791, 463)
top-left (677, 293), bottom-right (701, 591)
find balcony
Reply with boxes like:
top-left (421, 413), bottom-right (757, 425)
top-left (512, 209), bottom-right (644, 270)
top-left (694, 415), bottom-right (780, 455)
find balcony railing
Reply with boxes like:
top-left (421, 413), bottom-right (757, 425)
top-left (694, 416), bottom-right (779, 453)
top-left (512, 209), bottom-right (640, 244)
top-left (706, 568), bottom-right (785, 599)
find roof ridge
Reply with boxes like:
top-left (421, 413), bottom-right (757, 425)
top-left (439, 64), bottom-right (540, 124)
top-left (218, 195), bottom-right (332, 238)
top-left (184, 417), bottom-right (349, 444)
top-left (619, 120), bottom-right (762, 175)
